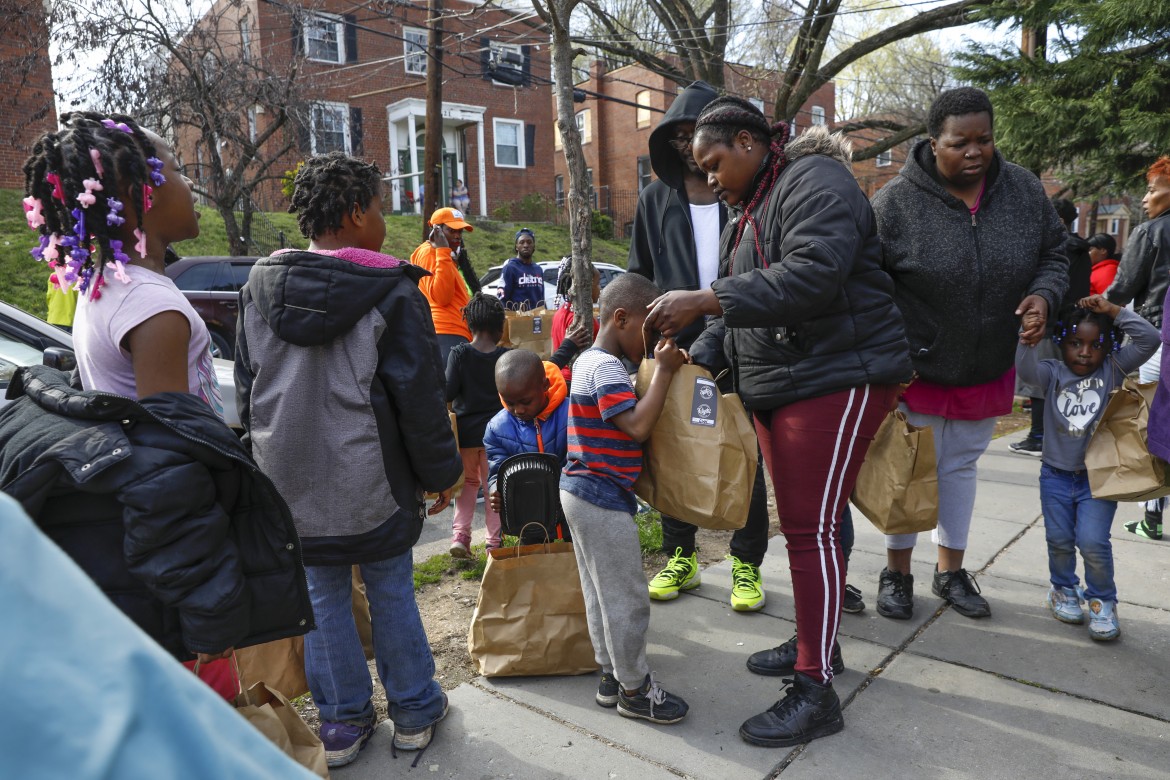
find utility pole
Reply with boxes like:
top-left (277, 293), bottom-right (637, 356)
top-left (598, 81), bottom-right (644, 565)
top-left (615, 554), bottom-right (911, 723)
top-left (422, 0), bottom-right (443, 238)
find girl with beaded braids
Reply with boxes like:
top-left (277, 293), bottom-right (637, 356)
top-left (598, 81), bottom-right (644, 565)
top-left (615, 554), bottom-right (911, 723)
top-left (645, 96), bottom-right (912, 747)
top-left (1017, 294), bottom-right (1158, 641)
top-left (237, 151), bottom-right (461, 766)
top-left (22, 111), bottom-right (220, 409)
top-left (10, 113), bottom-right (316, 700)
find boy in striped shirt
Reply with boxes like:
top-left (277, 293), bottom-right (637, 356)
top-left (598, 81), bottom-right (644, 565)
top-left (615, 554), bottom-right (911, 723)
top-left (559, 273), bottom-right (689, 725)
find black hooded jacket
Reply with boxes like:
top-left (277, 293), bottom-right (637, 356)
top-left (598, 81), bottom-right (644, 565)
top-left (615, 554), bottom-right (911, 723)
top-left (0, 365), bottom-right (313, 660)
top-left (628, 80), bottom-right (727, 349)
top-left (236, 249), bottom-right (463, 567)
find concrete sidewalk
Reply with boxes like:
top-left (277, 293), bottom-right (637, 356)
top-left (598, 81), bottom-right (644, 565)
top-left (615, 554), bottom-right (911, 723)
top-left (346, 437), bottom-right (1170, 779)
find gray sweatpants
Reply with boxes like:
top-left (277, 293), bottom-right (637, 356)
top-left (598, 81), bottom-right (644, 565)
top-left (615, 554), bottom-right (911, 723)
top-left (560, 490), bottom-right (650, 689)
top-left (885, 408), bottom-right (997, 551)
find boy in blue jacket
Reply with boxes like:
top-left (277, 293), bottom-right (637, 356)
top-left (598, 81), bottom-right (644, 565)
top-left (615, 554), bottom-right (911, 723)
top-left (484, 349), bottom-right (571, 543)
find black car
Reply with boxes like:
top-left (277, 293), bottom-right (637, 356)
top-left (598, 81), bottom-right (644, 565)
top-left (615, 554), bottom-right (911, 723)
top-left (164, 256), bottom-right (258, 359)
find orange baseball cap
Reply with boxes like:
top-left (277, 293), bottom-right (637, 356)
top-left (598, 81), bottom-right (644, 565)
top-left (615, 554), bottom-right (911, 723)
top-left (428, 207), bottom-right (474, 232)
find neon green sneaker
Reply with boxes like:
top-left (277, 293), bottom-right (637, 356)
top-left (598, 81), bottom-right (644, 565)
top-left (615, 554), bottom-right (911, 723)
top-left (729, 555), bottom-right (765, 612)
top-left (648, 547), bottom-right (700, 600)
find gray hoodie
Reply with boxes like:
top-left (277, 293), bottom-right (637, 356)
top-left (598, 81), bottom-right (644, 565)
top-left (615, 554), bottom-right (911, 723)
top-left (872, 139), bottom-right (1069, 387)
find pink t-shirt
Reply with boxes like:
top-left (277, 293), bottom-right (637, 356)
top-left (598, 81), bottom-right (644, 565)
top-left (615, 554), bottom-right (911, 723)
top-left (72, 264), bottom-right (224, 418)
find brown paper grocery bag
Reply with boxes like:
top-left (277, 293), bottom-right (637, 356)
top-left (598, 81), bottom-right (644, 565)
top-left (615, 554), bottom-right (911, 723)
top-left (234, 677), bottom-right (330, 778)
top-left (1085, 376), bottom-right (1170, 501)
top-left (632, 363), bottom-right (758, 530)
top-left (467, 541), bottom-right (598, 677)
top-left (502, 307), bottom-right (553, 359)
top-left (235, 569), bottom-right (375, 700)
top-left (851, 411), bottom-right (938, 535)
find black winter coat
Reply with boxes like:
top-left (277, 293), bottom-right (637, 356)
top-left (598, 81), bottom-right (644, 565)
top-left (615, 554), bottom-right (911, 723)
top-left (0, 366), bottom-right (313, 661)
top-left (690, 131), bottom-right (913, 409)
top-left (1106, 211), bottom-right (1170, 328)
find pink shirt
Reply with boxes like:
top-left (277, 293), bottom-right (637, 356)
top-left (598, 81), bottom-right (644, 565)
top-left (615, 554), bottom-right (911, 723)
top-left (73, 264), bottom-right (224, 417)
top-left (902, 368), bottom-right (1015, 421)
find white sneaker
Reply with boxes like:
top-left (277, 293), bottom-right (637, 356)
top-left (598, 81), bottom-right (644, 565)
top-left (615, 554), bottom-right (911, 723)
top-left (1047, 586), bottom-right (1084, 624)
top-left (449, 540), bottom-right (471, 559)
top-left (1087, 598), bottom-right (1120, 641)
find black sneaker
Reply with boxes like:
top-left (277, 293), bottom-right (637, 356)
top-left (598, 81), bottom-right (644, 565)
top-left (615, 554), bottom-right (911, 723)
top-left (616, 673), bottom-right (689, 725)
top-left (842, 583), bottom-right (866, 614)
top-left (932, 566), bottom-right (991, 618)
top-left (747, 634), bottom-right (844, 677)
top-left (1124, 510), bottom-right (1163, 540)
top-left (876, 568), bottom-right (914, 620)
top-left (1009, 436), bottom-right (1043, 457)
top-left (739, 672), bottom-right (844, 747)
top-left (596, 671), bottom-right (619, 708)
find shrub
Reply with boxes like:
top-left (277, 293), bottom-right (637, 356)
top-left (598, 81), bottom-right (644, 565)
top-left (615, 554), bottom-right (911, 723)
top-left (591, 210), bottom-right (614, 240)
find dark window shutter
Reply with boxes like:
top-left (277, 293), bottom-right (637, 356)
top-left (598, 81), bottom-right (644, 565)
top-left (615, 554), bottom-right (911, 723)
top-left (344, 15), bottom-right (358, 63)
top-left (521, 45), bottom-right (531, 86)
top-left (525, 123), bottom-right (535, 167)
top-left (292, 17), bottom-right (304, 57)
top-left (350, 107), bottom-right (364, 156)
top-left (481, 38), bottom-right (491, 80)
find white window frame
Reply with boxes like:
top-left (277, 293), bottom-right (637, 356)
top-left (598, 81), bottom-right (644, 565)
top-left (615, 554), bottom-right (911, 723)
top-left (810, 105), bottom-right (826, 126)
top-left (636, 90), bottom-right (651, 128)
top-left (304, 12), bottom-right (345, 64)
top-left (748, 97), bottom-right (764, 113)
top-left (576, 109), bottom-right (591, 144)
top-left (489, 41), bottom-right (523, 86)
top-left (554, 174), bottom-right (564, 208)
top-left (1110, 217), bottom-right (1120, 234)
top-left (876, 149), bottom-right (892, 168)
top-left (493, 117), bottom-right (524, 168)
top-left (403, 27), bottom-right (427, 76)
top-left (310, 101), bottom-right (351, 155)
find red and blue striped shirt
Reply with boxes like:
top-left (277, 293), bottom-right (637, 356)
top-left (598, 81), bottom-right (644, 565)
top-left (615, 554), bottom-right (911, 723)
top-left (560, 347), bottom-right (642, 513)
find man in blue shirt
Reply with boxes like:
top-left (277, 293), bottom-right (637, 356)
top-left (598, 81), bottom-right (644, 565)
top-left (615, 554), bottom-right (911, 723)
top-left (500, 228), bottom-right (545, 309)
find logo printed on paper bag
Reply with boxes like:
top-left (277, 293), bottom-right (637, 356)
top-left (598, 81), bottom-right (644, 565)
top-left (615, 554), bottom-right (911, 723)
top-left (532, 316), bottom-right (542, 335)
top-left (691, 377), bottom-right (717, 426)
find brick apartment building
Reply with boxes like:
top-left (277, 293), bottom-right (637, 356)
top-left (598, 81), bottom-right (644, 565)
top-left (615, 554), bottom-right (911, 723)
top-left (0, 0), bottom-right (58, 189)
top-left (553, 60), bottom-right (836, 237)
top-left (184, 0), bottom-right (554, 216)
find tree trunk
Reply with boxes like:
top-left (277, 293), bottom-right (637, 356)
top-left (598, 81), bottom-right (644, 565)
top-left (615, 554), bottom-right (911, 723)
top-left (542, 0), bottom-right (594, 338)
top-left (221, 207), bottom-right (247, 256)
top-left (423, 0), bottom-right (444, 238)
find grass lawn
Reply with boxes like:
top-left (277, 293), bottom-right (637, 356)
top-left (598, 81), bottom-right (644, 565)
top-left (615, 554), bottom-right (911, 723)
top-left (0, 188), bottom-right (630, 320)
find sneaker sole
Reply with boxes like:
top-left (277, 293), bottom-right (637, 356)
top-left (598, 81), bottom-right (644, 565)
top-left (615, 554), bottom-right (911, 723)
top-left (731, 593), bottom-right (766, 612)
top-left (841, 602), bottom-right (865, 614)
top-left (648, 576), bottom-right (701, 601)
top-left (876, 604), bottom-right (913, 620)
top-left (746, 659), bottom-right (845, 677)
top-left (1051, 610), bottom-right (1085, 625)
top-left (393, 701), bottom-right (449, 751)
top-left (739, 716), bottom-right (844, 747)
top-left (325, 730), bottom-right (374, 767)
top-left (616, 704), bottom-right (687, 725)
top-left (1124, 521), bottom-right (1163, 541)
top-left (449, 546), bottom-right (471, 559)
top-left (1089, 627), bottom-right (1121, 641)
top-left (595, 692), bottom-right (619, 708)
top-left (1008, 449), bottom-right (1043, 458)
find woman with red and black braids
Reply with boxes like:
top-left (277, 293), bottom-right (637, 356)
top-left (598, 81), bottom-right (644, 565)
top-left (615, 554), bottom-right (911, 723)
top-left (646, 96), bottom-right (912, 747)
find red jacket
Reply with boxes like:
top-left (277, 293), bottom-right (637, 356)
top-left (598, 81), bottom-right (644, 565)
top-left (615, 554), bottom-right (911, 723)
top-left (1090, 259), bottom-right (1119, 296)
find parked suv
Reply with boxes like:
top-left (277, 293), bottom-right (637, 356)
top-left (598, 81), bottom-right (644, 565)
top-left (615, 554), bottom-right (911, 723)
top-left (165, 256), bottom-right (258, 359)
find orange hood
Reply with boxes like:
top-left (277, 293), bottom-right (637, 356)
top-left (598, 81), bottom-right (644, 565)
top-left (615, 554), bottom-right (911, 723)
top-left (539, 360), bottom-right (567, 420)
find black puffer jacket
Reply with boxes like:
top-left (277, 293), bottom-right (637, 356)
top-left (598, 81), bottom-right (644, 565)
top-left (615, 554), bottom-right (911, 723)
top-left (628, 80), bottom-right (727, 349)
top-left (690, 129), bottom-right (913, 409)
top-left (872, 139), bottom-right (1069, 386)
top-left (1106, 211), bottom-right (1170, 328)
top-left (0, 366), bottom-right (313, 660)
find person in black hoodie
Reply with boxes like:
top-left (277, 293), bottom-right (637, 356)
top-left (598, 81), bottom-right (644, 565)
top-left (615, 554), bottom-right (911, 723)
top-left (236, 152), bottom-right (463, 768)
top-left (628, 81), bottom-right (778, 614)
top-left (647, 98), bottom-right (911, 748)
top-left (1010, 198), bottom-right (1091, 457)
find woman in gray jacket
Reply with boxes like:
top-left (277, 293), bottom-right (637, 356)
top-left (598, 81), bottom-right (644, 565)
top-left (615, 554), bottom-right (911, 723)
top-left (871, 87), bottom-right (1068, 622)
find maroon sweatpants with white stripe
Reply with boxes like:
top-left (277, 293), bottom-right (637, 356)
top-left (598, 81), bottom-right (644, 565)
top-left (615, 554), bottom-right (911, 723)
top-left (754, 384), bottom-right (899, 684)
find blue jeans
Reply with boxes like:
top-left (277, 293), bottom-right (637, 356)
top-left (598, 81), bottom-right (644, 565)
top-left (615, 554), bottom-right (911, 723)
top-left (303, 552), bottom-right (445, 728)
top-left (1039, 464), bottom-right (1119, 602)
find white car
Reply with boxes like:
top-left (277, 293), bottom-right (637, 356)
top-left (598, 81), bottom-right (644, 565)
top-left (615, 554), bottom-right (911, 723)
top-left (0, 301), bottom-right (240, 429)
top-left (480, 260), bottom-right (626, 306)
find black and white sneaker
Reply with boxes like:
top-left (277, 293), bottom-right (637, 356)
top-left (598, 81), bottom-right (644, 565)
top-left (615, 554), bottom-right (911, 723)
top-left (616, 673), bottom-right (689, 725)
top-left (596, 671), bottom-right (619, 707)
top-left (842, 583), bottom-right (866, 614)
top-left (1009, 436), bottom-right (1043, 457)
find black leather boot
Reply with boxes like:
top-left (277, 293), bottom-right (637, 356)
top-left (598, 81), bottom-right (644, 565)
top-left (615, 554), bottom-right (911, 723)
top-left (746, 635), bottom-right (844, 677)
top-left (739, 672), bottom-right (844, 747)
